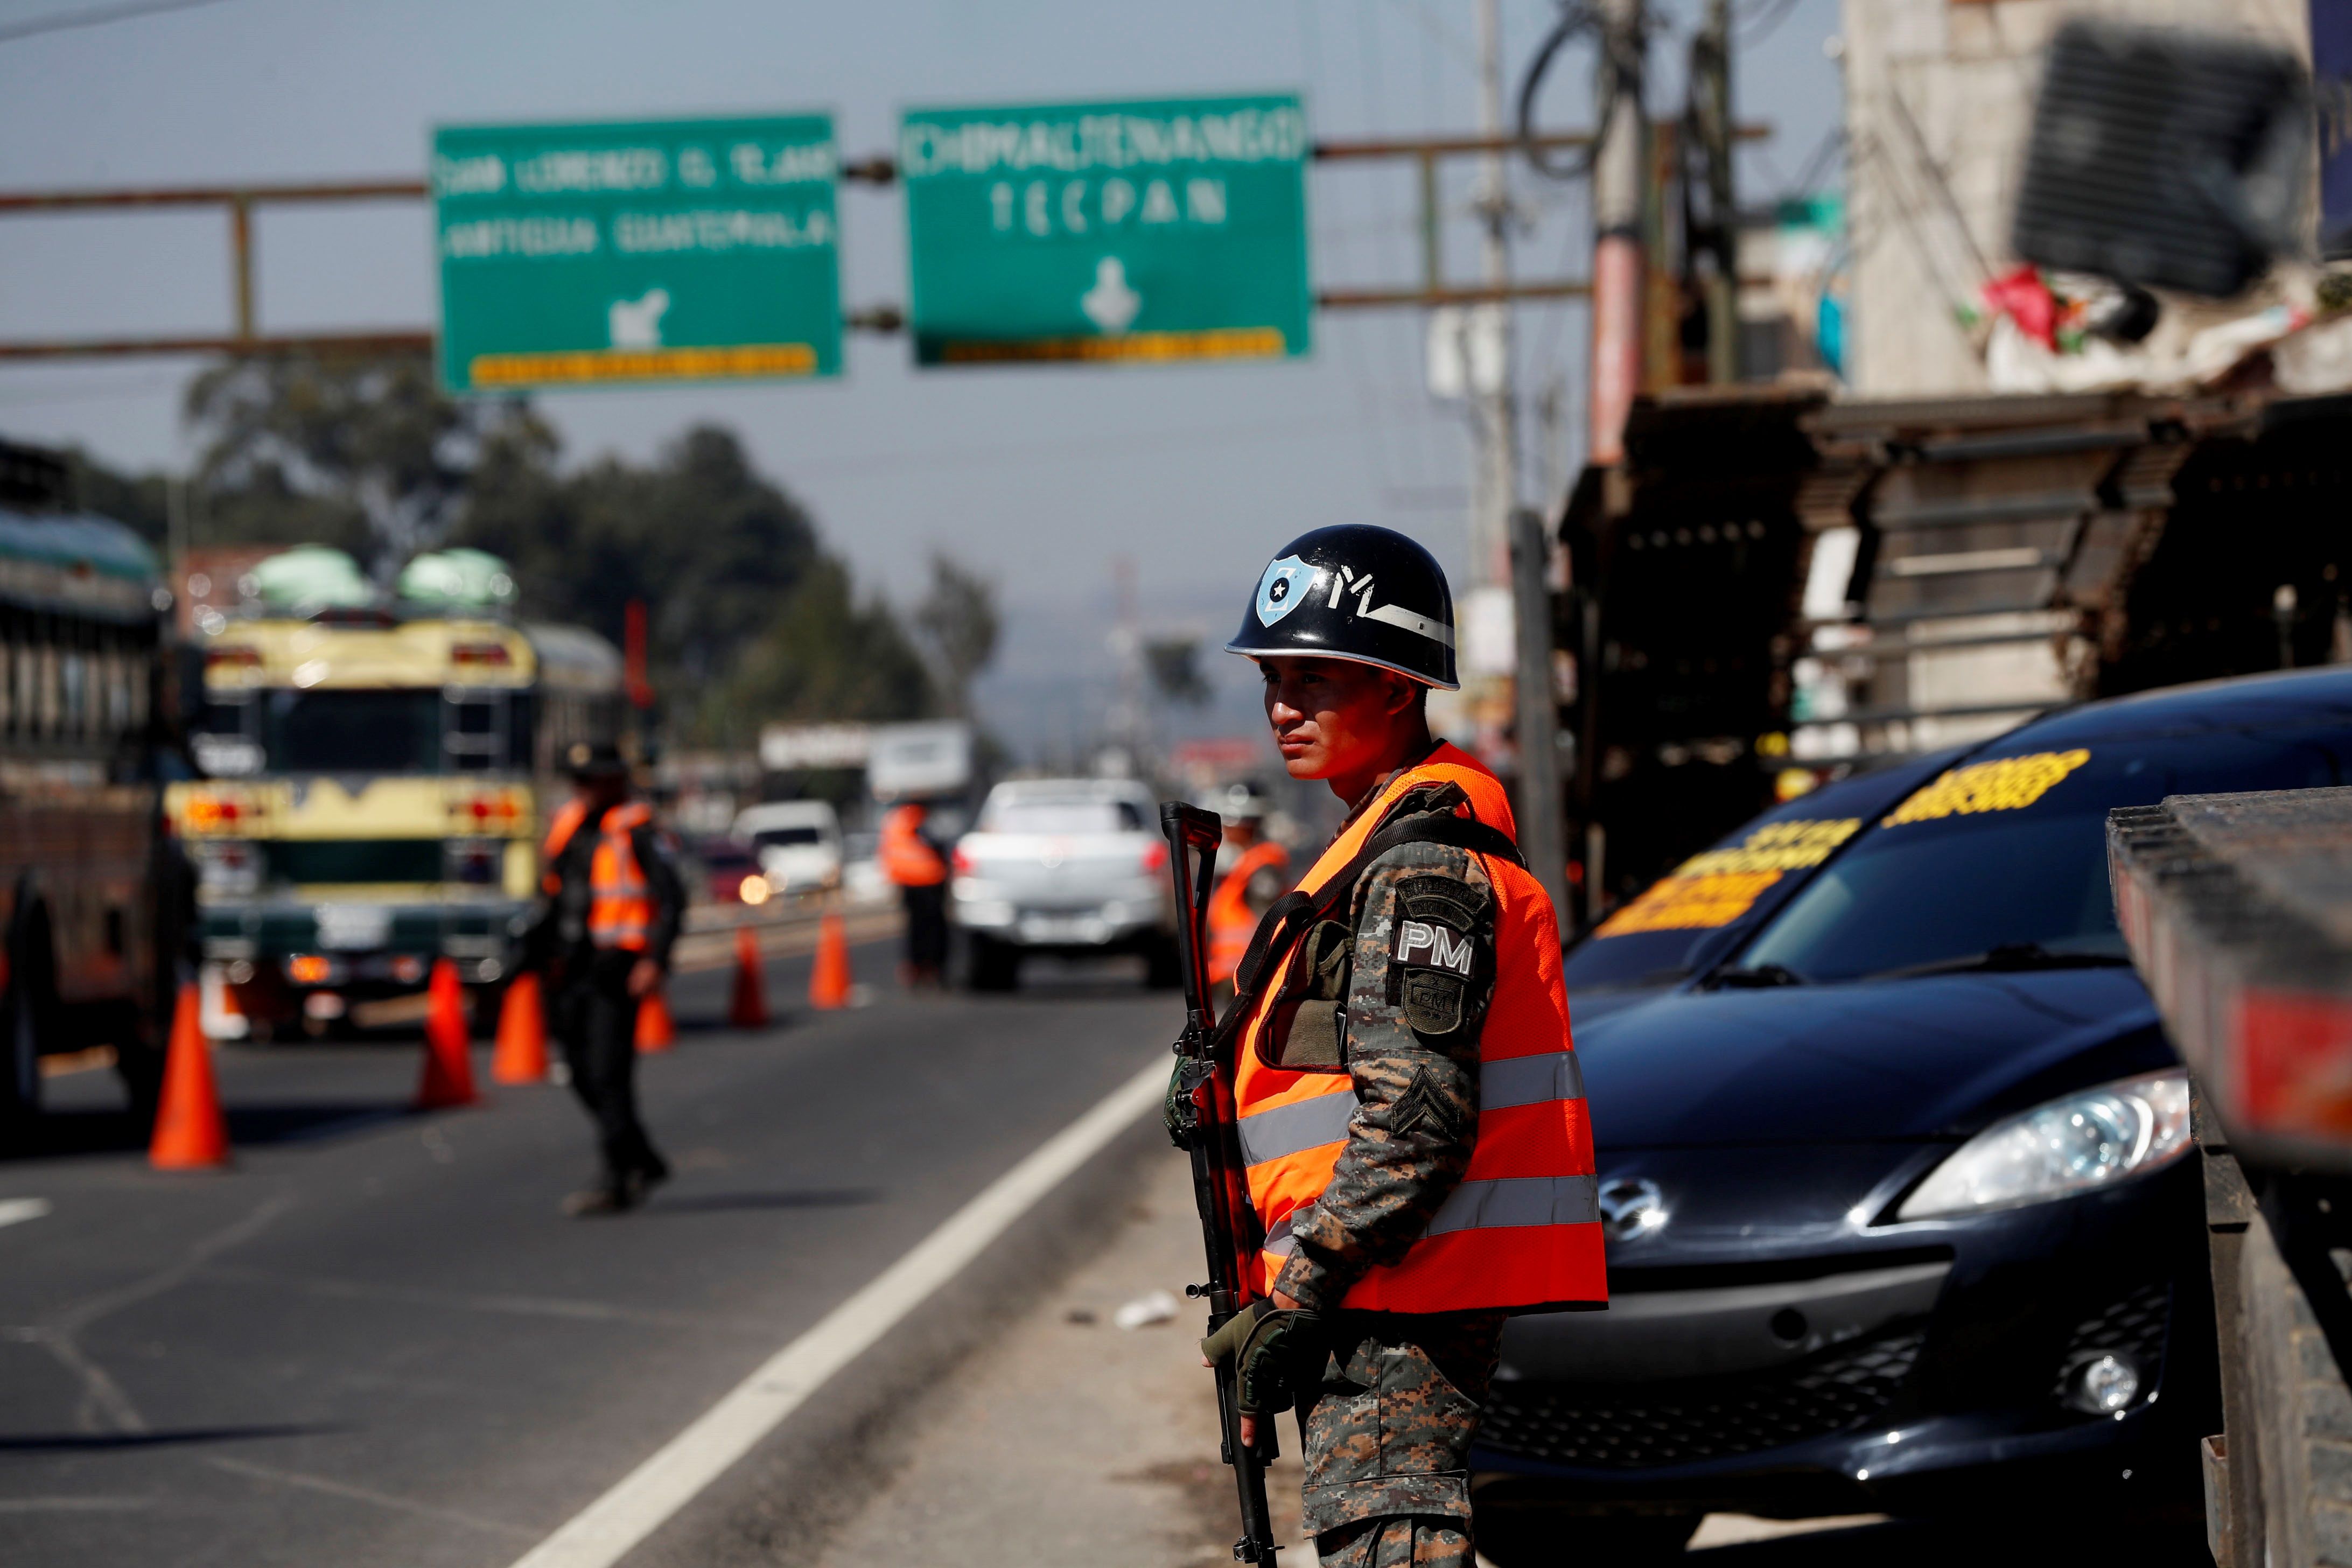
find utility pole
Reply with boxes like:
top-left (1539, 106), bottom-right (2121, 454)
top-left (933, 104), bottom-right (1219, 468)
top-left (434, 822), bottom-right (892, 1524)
top-left (1510, 508), bottom-right (1570, 920)
top-left (1588, 0), bottom-right (1647, 463)
top-left (1471, 0), bottom-right (1521, 594)
top-left (1697, 0), bottom-right (1739, 385)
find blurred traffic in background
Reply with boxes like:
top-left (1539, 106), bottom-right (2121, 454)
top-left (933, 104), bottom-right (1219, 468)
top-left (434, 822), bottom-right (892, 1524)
top-left (6, 0), bottom-right (2352, 1563)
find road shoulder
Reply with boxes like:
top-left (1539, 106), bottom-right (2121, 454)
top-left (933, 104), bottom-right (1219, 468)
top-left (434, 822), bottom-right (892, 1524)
top-left (808, 1148), bottom-right (1308, 1567)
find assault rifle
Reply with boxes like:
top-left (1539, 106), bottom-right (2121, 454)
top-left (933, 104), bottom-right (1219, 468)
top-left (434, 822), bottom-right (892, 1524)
top-left (1160, 801), bottom-right (1282, 1566)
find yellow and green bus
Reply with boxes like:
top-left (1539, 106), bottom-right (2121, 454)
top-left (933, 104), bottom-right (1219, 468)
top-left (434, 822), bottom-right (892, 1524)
top-left (167, 549), bottom-right (625, 1038)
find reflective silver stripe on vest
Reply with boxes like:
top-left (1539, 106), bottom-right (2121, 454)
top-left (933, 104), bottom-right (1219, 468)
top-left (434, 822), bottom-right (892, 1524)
top-left (1260, 1174), bottom-right (1599, 1262)
top-left (1237, 1094), bottom-right (1356, 1167)
top-left (1426, 1174), bottom-right (1601, 1235)
top-left (1236, 1051), bottom-right (1584, 1166)
top-left (1481, 1050), bottom-right (1585, 1109)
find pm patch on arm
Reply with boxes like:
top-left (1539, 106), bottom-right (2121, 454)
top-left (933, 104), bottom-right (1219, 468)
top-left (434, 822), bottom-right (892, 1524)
top-left (1388, 874), bottom-right (1492, 1038)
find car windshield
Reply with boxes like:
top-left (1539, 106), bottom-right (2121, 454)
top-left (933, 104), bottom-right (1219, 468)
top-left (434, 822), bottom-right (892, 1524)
top-left (752, 826), bottom-right (826, 849)
top-left (1735, 729), bottom-right (2346, 984)
top-left (982, 798), bottom-right (1143, 834)
top-left (1558, 761), bottom-right (1952, 991)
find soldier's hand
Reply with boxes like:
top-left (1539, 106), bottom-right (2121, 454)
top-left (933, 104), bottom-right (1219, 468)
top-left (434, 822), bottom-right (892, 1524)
top-left (1200, 1289), bottom-right (1319, 1448)
top-left (627, 957), bottom-right (663, 999)
top-left (1163, 1057), bottom-right (1201, 1148)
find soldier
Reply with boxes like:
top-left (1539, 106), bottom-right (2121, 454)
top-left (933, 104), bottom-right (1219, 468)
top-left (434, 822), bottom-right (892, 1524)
top-left (878, 797), bottom-right (951, 989)
top-left (1205, 785), bottom-right (1290, 1010)
top-left (1187, 526), bottom-right (1606, 1567)
top-left (532, 742), bottom-right (683, 1216)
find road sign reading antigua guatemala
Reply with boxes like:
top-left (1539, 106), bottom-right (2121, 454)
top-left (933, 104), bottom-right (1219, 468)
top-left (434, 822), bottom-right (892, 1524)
top-left (432, 115), bottom-right (843, 393)
top-left (899, 93), bottom-right (1312, 368)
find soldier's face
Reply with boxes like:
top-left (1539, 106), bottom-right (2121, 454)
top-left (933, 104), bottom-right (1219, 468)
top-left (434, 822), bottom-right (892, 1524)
top-left (1259, 656), bottom-right (1419, 782)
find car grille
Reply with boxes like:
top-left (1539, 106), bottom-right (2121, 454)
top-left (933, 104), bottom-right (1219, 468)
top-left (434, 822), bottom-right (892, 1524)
top-left (1481, 1325), bottom-right (1926, 1469)
top-left (2052, 1281), bottom-right (2169, 1403)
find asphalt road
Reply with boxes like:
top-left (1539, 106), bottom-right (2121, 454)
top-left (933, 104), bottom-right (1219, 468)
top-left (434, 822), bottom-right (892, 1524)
top-left (0, 940), bottom-right (1180, 1568)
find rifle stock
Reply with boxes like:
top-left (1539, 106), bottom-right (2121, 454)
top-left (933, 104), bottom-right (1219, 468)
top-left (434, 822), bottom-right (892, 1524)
top-left (1161, 800), bottom-right (1283, 1567)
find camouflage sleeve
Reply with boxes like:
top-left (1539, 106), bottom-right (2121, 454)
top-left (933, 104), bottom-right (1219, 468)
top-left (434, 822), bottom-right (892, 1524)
top-left (1272, 840), bottom-right (1495, 1311)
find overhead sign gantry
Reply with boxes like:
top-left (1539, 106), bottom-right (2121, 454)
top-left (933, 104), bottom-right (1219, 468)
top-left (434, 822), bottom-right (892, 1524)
top-left (898, 94), bottom-right (1313, 367)
top-left (431, 114), bottom-right (844, 393)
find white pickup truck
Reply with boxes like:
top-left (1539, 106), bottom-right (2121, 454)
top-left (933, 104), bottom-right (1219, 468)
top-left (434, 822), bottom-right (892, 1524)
top-left (948, 779), bottom-right (1179, 991)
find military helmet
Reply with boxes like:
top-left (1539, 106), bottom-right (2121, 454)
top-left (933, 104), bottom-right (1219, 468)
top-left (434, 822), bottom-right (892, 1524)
top-left (1213, 782), bottom-right (1273, 822)
top-left (565, 739), bottom-right (630, 781)
top-left (1224, 524), bottom-right (1458, 689)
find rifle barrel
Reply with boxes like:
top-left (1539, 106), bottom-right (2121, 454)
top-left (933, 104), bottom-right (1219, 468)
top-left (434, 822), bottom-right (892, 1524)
top-left (1161, 801), bottom-right (1283, 1565)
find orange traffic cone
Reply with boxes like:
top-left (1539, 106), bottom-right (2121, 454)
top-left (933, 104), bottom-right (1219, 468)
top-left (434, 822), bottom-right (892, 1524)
top-left (492, 970), bottom-right (549, 1085)
top-left (635, 985), bottom-right (675, 1053)
top-left (729, 925), bottom-right (769, 1029)
top-left (415, 959), bottom-right (480, 1110)
top-left (809, 908), bottom-right (852, 1010)
top-left (150, 981), bottom-right (230, 1170)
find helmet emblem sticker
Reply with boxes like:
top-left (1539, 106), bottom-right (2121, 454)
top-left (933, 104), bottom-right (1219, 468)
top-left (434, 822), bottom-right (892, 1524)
top-left (1255, 556), bottom-right (1318, 626)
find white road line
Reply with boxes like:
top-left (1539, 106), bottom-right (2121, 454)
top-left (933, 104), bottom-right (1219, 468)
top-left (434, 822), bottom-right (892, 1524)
top-left (505, 1056), bottom-right (1168, 1568)
top-left (0, 1198), bottom-right (52, 1230)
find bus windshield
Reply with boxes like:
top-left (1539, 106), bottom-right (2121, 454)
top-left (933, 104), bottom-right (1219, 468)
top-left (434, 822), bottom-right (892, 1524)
top-left (198, 688), bottom-right (531, 774)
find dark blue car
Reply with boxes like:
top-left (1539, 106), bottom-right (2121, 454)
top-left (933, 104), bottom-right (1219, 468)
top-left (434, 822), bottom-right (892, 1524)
top-left (1472, 667), bottom-right (2352, 1561)
top-left (1559, 748), bottom-right (1966, 1026)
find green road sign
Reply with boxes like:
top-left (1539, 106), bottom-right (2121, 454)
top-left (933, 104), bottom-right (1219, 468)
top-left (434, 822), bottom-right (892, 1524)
top-left (899, 94), bottom-right (1311, 368)
top-left (432, 115), bottom-right (842, 393)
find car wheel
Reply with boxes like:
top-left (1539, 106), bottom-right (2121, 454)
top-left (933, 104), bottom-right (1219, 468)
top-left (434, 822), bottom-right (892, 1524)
top-left (965, 936), bottom-right (1020, 992)
top-left (1473, 1509), bottom-right (1699, 1566)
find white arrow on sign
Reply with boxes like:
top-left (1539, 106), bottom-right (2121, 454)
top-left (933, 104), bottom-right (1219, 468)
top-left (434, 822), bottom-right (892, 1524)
top-left (1081, 256), bottom-right (1140, 336)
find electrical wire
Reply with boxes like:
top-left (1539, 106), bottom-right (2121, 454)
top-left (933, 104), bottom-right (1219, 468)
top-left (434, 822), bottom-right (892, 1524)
top-left (1735, 0), bottom-right (1807, 45)
top-left (1516, 0), bottom-right (1609, 181)
top-left (0, 0), bottom-right (237, 45)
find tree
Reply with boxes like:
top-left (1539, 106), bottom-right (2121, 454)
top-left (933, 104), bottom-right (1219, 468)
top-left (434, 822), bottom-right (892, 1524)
top-left (72, 360), bottom-right (941, 744)
top-left (912, 552), bottom-right (1000, 718)
top-left (184, 353), bottom-right (520, 570)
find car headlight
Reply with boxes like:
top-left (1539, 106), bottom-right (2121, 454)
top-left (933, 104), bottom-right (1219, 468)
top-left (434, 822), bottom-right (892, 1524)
top-left (1895, 1068), bottom-right (2193, 1221)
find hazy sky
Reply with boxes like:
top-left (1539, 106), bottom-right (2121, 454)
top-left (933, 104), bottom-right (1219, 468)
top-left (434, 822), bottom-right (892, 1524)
top-left (0, 0), bottom-right (1843, 755)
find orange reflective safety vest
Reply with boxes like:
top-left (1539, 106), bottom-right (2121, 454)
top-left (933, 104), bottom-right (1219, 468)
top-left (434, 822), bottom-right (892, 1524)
top-left (1228, 744), bottom-right (1605, 1314)
top-left (545, 804), bottom-right (659, 949)
top-left (541, 797), bottom-right (592, 894)
top-left (879, 803), bottom-right (948, 887)
top-left (1207, 839), bottom-right (1292, 986)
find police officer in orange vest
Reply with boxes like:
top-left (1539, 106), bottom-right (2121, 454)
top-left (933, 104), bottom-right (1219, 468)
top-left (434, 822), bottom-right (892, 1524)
top-left (533, 741), bottom-right (684, 1215)
top-left (878, 799), bottom-right (951, 989)
top-left (1205, 785), bottom-right (1290, 1007)
top-left (1185, 526), bottom-right (1605, 1568)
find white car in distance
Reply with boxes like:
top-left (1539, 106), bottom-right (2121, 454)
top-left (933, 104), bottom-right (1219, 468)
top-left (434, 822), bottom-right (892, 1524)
top-left (733, 801), bottom-right (844, 898)
top-left (950, 779), bottom-right (1178, 991)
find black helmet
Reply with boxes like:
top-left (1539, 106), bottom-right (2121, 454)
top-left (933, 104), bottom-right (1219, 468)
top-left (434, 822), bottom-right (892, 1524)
top-left (1224, 524), bottom-right (1458, 689)
top-left (566, 739), bottom-right (631, 781)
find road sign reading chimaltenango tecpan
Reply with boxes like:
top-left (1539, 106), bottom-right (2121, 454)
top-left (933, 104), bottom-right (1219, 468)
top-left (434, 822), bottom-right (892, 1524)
top-left (432, 115), bottom-right (842, 393)
top-left (900, 94), bottom-right (1311, 367)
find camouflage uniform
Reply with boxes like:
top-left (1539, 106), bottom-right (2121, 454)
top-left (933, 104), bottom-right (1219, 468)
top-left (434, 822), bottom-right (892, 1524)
top-left (1262, 772), bottom-right (1505, 1568)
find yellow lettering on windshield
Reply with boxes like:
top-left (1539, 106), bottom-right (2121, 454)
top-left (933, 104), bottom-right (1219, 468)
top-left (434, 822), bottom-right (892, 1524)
top-left (1881, 749), bottom-right (2092, 827)
top-left (1592, 818), bottom-right (1863, 937)
top-left (1595, 872), bottom-right (1784, 936)
top-left (1672, 817), bottom-right (1861, 877)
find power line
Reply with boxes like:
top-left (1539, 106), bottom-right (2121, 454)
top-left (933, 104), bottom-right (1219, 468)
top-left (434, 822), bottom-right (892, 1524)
top-left (0, 0), bottom-right (238, 46)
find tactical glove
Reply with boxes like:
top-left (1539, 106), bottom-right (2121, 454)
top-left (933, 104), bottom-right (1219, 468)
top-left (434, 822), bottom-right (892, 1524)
top-left (1199, 1299), bottom-right (1326, 1416)
top-left (1163, 1056), bottom-right (1203, 1149)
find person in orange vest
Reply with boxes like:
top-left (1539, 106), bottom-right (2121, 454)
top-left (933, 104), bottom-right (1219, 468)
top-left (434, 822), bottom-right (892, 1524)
top-left (1181, 525), bottom-right (1604, 1568)
top-left (1205, 785), bottom-right (1290, 1009)
top-left (878, 798), bottom-right (951, 989)
top-left (529, 741), bottom-right (683, 1215)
